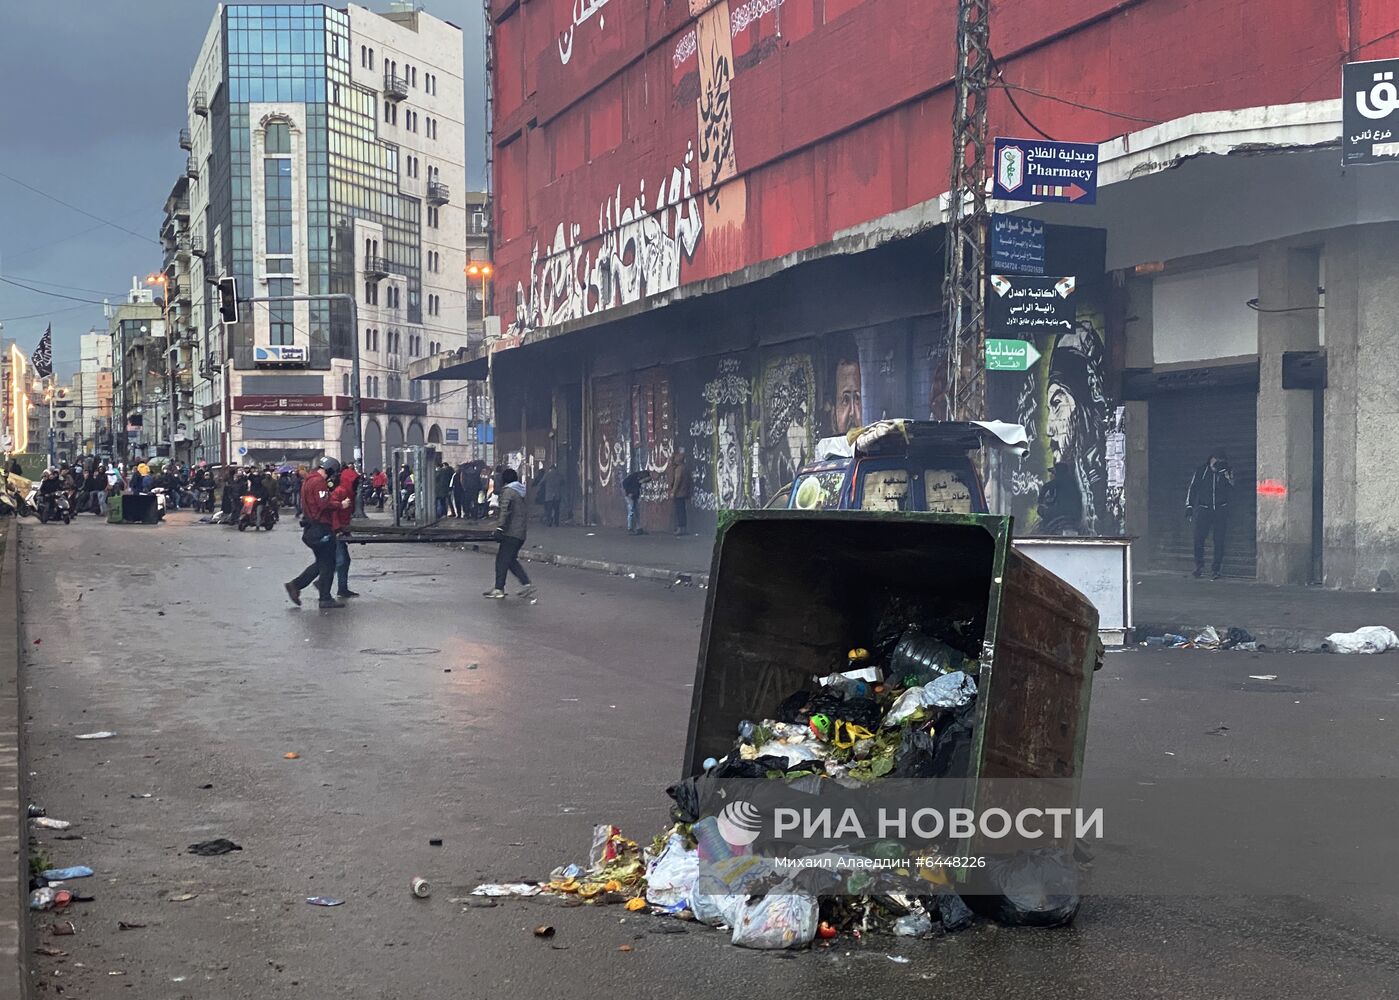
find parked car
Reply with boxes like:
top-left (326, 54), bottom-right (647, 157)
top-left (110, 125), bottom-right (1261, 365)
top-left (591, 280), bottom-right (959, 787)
top-left (768, 419), bottom-right (1027, 515)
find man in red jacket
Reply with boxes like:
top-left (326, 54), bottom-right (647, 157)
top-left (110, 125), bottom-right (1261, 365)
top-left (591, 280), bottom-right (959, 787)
top-left (330, 464), bottom-right (359, 598)
top-left (284, 457), bottom-right (346, 609)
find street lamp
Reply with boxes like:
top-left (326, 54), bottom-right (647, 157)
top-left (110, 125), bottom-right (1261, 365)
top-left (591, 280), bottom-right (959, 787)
top-left (465, 261), bottom-right (494, 463)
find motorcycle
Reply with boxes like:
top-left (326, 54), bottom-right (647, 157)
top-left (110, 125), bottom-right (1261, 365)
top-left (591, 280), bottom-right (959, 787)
top-left (236, 494), bottom-right (278, 531)
top-left (193, 485), bottom-right (216, 513)
top-left (36, 492), bottom-right (72, 525)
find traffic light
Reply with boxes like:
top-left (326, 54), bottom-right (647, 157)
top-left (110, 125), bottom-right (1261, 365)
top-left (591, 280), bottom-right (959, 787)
top-left (217, 276), bottom-right (239, 324)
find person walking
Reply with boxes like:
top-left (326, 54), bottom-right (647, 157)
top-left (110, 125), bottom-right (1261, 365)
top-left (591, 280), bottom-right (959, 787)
top-left (330, 462), bottom-right (360, 599)
top-left (538, 463), bottom-right (564, 527)
top-left (1186, 450), bottom-right (1234, 580)
top-left (667, 447), bottom-right (691, 536)
top-left (370, 467), bottom-right (388, 511)
top-left (454, 462), bottom-right (472, 519)
top-left (483, 468), bottom-right (536, 600)
top-left (623, 468), bottom-right (651, 535)
top-left (285, 457), bottom-right (346, 609)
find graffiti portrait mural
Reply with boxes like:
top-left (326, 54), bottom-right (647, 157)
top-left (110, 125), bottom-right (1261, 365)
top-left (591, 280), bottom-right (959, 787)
top-left (685, 356), bottom-right (754, 513)
top-left (758, 352), bottom-right (816, 500)
top-left (994, 316), bottom-right (1118, 536)
top-left (823, 331), bottom-right (863, 437)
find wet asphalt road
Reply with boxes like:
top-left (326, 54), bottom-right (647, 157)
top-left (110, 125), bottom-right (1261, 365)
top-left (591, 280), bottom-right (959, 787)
top-left (18, 513), bottom-right (1399, 998)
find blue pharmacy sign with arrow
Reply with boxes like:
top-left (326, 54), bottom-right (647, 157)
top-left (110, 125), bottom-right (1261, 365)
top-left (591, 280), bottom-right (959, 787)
top-left (993, 137), bottom-right (1099, 205)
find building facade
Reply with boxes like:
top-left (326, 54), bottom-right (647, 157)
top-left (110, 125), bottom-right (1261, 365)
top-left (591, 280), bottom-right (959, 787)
top-left (160, 176), bottom-right (201, 464)
top-left (428, 0), bottom-right (1399, 589)
top-left (182, 2), bottom-right (471, 469)
top-left (107, 281), bottom-right (166, 462)
top-left (78, 330), bottom-right (114, 458)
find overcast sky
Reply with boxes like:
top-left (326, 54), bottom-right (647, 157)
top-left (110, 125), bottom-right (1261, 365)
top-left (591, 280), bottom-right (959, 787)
top-left (0, 0), bottom-right (487, 378)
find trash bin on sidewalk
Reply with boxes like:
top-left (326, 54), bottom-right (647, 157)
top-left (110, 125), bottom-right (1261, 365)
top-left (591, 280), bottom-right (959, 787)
top-left (119, 494), bottom-right (159, 524)
top-left (683, 510), bottom-right (1101, 790)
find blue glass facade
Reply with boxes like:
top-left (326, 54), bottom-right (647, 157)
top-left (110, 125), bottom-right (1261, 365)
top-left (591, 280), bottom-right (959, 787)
top-left (215, 4), bottom-right (421, 366)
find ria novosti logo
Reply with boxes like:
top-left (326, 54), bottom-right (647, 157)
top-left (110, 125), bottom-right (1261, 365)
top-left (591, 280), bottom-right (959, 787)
top-left (716, 800), bottom-right (763, 847)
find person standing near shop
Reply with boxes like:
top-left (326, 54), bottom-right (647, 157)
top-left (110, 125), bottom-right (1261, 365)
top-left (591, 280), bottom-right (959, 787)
top-left (623, 468), bottom-right (651, 535)
top-left (1186, 449), bottom-right (1234, 580)
top-left (483, 468), bottom-right (536, 600)
top-left (667, 447), bottom-right (691, 536)
top-left (285, 457), bottom-right (346, 609)
top-left (537, 463), bottom-right (564, 527)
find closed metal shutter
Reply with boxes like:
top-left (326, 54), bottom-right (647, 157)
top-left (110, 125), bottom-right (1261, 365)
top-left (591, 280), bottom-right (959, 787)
top-left (1147, 388), bottom-right (1257, 577)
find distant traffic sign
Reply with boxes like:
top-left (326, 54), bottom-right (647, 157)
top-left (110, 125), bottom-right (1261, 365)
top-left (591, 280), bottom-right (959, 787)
top-left (994, 138), bottom-right (1099, 205)
top-left (985, 339), bottom-right (1042, 372)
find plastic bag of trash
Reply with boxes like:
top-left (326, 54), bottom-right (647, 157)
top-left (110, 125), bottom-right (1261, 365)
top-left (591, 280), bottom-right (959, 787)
top-left (730, 888), bottom-right (818, 949)
top-left (1323, 626), bottom-right (1399, 654)
top-left (693, 855), bottom-right (770, 927)
top-left (883, 671), bottom-right (977, 726)
top-left (644, 833), bottom-right (699, 914)
top-left (972, 848), bottom-right (1080, 927)
top-left (935, 891), bottom-right (975, 932)
top-left (1192, 625), bottom-right (1221, 648)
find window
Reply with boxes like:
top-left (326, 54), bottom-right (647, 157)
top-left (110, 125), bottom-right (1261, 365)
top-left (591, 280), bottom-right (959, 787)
top-left (410, 65), bottom-right (417, 87)
top-left (263, 158), bottom-right (292, 254)
top-left (267, 277), bottom-right (294, 346)
top-left (384, 101), bottom-right (396, 125)
top-left (265, 122), bottom-right (290, 154)
top-left (369, 47), bottom-right (374, 70)
top-left (427, 205), bottom-right (439, 228)
top-left (343, 372), bottom-right (351, 395)
top-left (364, 281), bottom-right (378, 305)
top-left (265, 257), bottom-right (293, 274)
top-left (360, 45), bottom-right (367, 67)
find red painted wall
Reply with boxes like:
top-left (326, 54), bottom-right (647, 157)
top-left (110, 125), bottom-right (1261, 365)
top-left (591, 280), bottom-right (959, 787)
top-left (492, 0), bottom-right (1399, 335)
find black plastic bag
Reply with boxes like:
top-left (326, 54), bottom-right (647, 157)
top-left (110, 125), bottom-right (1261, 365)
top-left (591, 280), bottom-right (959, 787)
top-left (931, 891), bottom-right (975, 932)
top-left (969, 848), bottom-right (1080, 927)
top-left (891, 726), bottom-right (940, 779)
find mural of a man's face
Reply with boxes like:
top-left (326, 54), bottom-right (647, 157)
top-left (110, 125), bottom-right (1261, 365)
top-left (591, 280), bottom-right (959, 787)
top-left (833, 359), bottom-right (862, 435)
top-left (1046, 380), bottom-right (1077, 464)
top-left (716, 412), bottom-right (740, 507)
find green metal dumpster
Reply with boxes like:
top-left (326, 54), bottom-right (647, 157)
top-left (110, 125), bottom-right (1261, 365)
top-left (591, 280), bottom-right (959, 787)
top-left (682, 510), bottom-right (1101, 787)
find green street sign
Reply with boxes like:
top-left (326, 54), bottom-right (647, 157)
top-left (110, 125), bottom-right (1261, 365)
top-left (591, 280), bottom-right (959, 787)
top-left (985, 338), bottom-right (1042, 372)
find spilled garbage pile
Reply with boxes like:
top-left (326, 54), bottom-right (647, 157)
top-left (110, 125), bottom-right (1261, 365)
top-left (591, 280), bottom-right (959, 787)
top-left (474, 610), bottom-right (1084, 951)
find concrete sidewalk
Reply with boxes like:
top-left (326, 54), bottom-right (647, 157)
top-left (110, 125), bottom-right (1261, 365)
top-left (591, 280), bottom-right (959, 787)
top-left (377, 513), bottom-right (1397, 648)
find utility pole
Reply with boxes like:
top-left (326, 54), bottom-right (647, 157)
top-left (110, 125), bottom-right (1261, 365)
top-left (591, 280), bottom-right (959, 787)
top-left (943, 0), bottom-right (991, 423)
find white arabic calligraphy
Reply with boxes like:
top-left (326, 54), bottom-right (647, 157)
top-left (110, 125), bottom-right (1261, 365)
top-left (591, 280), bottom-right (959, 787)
top-left (559, 0), bottom-right (614, 66)
top-left (1357, 70), bottom-right (1399, 121)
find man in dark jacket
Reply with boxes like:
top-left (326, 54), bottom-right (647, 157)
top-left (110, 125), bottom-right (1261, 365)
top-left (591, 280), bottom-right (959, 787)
top-left (434, 461), bottom-right (454, 518)
top-left (537, 463), bottom-right (564, 527)
top-left (483, 468), bottom-right (536, 599)
top-left (285, 457), bottom-right (346, 609)
top-left (623, 469), bottom-right (651, 535)
top-left (668, 447), bottom-right (691, 536)
top-left (1186, 450), bottom-right (1234, 579)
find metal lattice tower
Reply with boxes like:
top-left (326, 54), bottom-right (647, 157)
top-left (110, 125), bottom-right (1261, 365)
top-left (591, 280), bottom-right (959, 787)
top-left (942, 0), bottom-right (991, 421)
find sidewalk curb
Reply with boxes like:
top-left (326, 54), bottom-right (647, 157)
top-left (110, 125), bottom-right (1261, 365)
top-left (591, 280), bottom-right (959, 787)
top-left (0, 521), bottom-right (29, 998)
top-left (1132, 621), bottom-right (1330, 652)
top-left (460, 541), bottom-right (711, 589)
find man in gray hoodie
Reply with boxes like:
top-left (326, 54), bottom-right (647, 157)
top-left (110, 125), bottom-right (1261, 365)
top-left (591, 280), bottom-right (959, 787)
top-left (484, 467), bottom-right (536, 599)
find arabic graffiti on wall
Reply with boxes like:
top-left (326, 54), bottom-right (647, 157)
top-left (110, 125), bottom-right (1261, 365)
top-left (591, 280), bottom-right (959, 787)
top-left (759, 352), bottom-right (816, 499)
top-left (557, 0), bottom-right (613, 66)
top-left (510, 145), bottom-right (705, 336)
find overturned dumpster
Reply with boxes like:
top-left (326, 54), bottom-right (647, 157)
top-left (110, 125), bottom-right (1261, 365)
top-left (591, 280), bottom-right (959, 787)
top-left (476, 510), bottom-right (1105, 949)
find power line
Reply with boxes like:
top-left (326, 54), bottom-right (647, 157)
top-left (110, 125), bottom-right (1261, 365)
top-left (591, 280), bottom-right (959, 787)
top-left (0, 275), bottom-right (110, 305)
top-left (0, 169), bottom-right (160, 247)
top-left (0, 273), bottom-right (127, 298)
top-left (0, 302), bottom-right (100, 323)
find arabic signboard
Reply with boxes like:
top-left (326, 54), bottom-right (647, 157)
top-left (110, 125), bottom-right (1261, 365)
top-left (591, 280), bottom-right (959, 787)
top-left (984, 339), bottom-right (1043, 372)
top-left (993, 138), bottom-right (1099, 205)
top-left (987, 275), bottom-right (1077, 348)
top-left (1343, 58), bottom-right (1399, 165)
top-left (990, 215), bottom-right (1046, 275)
top-left (233, 395), bottom-right (332, 412)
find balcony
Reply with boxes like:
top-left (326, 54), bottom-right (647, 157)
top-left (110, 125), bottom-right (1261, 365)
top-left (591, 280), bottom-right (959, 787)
top-left (426, 180), bottom-right (450, 206)
top-left (383, 72), bottom-right (409, 101)
top-left (186, 156), bottom-right (199, 180)
top-left (177, 280), bottom-right (192, 305)
top-left (193, 90), bottom-right (208, 116)
top-left (179, 127), bottom-right (192, 150)
top-left (189, 234), bottom-right (206, 258)
top-left (366, 255), bottom-right (393, 280)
